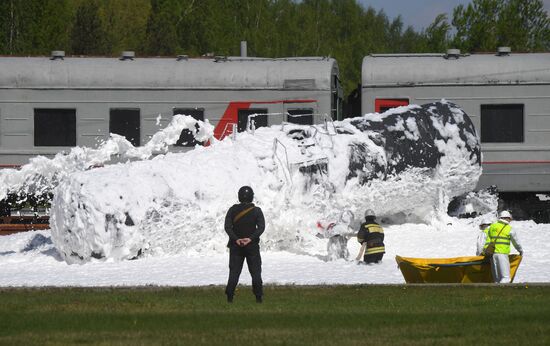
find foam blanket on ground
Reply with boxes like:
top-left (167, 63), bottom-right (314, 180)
top-left (50, 101), bottom-right (482, 263)
top-left (395, 254), bottom-right (522, 283)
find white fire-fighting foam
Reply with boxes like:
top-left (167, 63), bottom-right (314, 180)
top-left (39, 101), bottom-right (482, 263)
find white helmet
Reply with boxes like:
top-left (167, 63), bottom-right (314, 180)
top-left (479, 216), bottom-right (492, 228)
top-left (499, 210), bottom-right (512, 220)
top-left (364, 209), bottom-right (375, 218)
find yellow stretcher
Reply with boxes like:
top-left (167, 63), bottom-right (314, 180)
top-left (395, 254), bottom-right (522, 283)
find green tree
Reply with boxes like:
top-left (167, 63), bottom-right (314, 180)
top-left (0, 0), bottom-right (21, 54)
top-left (401, 26), bottom-right (428, 53)
top-left (101, 0), bottom-right (150, 55)
top-left (328, 0), bottom-right (366, 94)
top-left (0, 0), bottom-right (72, 55)
top-left (35, 0), bottom-right (73, 53)
top-left (424, 14), bottom-right (451, 52)
top-left (452, 0), bottom-right (501, 52)
top-left (145, 0), bottom-right (182, 55)
top-left (71, 1), bottom-right (105, 55)
top-left (262, 0), bottom-right (301, 57)
top-left (387, 16), bottom-right (404, 51)
top-left (451, 0), bottom-right (549, 52)
top-left (497, 0), bottom-right (550, 51)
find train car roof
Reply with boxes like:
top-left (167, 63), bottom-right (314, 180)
top-left (0, 56), bottom-right (337, 90)
top-left (362, 52), bottom-right (550, 87)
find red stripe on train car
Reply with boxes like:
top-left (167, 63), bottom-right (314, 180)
top-left (261, 99), bottom-right (317, 104)
top-left (482, 161), bottom-right (550, 164)
top-left (214, 102), bottom-right (252, 139)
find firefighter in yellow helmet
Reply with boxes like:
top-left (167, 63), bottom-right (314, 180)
top-left (356, 209), bottom-right (385, 264)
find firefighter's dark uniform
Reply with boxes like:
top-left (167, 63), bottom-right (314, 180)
top-left (357, 218), bottom-right (385, 264)
top-left (224, 202), bottom-right (265, 300)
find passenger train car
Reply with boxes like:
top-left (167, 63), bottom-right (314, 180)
top-left (1, 49), bottom-right (549, 221)
top-left (361, 49), bottom-right (550, 194)
top-left (0, 52), bottom-right (342, 167)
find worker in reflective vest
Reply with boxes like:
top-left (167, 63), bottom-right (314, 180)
top-left (488, 210), bottom-right (523, 283)
top-left (476, 218), bottom-right (492, 256)
top-left (356, 209), bottom-right (385, 264)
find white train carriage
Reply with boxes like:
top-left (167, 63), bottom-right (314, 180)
top-left (361, 49), bottom-right (550, 193)
top-left (0, 52), bottom-right (342, 167)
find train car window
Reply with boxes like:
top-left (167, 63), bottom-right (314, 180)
top-left (375, 99), bottom-right (409, 113)
top-left (287, 109), bottom-right (313, 125)
top-left (110, 109), bottom-right (140, 146)
top-left (481, 104), bottom-right (524, 143)
top-left (237, 109), bottom-right (268, 132)
top-left (172, 108), bottom-right (205, 147)
top-left (34, 109), bottom-right (76, 147)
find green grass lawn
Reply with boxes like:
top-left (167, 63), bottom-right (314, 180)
top-left (0, 285), bottom-right (549, 345)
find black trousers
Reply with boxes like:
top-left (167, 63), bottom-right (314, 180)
top-left (225, 243), bottom-right (263, 298)
top-left (364, 252), bottom-right (384, 264)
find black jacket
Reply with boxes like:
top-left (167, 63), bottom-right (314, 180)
top-left (224, 203), bottom-right (265, 247)
top-left (357, 220), bottom-right (385, 247)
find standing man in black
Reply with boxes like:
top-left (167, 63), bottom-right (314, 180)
top-left (224, 186), bottom-right (265, 303)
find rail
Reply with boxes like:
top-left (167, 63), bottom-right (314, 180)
top-left (272, 138), bottom-right (292, 186)
top-left (280, 112), bottom-right (331, 131)
top-left (281, 113), bottom-right (337, 151)
top-left (0, 216), bottom-right (49, 235)
top-left (313, 114), bottom-right (337, 150)
top-left (220, 122), bottom-right (237, 140)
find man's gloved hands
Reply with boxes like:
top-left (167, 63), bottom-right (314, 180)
top-left (236, 238), bottom-right (252, 247)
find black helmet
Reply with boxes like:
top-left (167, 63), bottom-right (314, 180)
top-left (238, 186), bottom-right (254, 203)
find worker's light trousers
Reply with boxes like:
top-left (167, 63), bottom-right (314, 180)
top-left (491, 253), bottom-right (511, 283)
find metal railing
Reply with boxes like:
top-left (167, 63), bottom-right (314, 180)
top-left (220, 122), bottom-right (237, 140)
top-left (272, 138), bottom-right (293, 186)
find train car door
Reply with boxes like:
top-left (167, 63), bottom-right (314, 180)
top-left (332, 74), bottom-right (343, 120)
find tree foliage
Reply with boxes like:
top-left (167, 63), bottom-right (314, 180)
top-left (71, 0), bottom-right (105, 55)
top-left (0, 0), bottom-right (548, 96)
top-left (451, 0), bottom-right (550, 52)
top-left (0, 0), bottom-right (72, 54)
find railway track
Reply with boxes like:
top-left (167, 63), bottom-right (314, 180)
top-left (0, 216), bottom-right (49, 235)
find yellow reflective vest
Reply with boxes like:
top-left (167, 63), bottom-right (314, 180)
top-left (482, 227), bottom-right (491, 251)
top-left (488, 222), bottom-right (511, 254)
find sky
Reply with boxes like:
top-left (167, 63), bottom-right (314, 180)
top-left (358, 0), bottom-right (550, 32)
